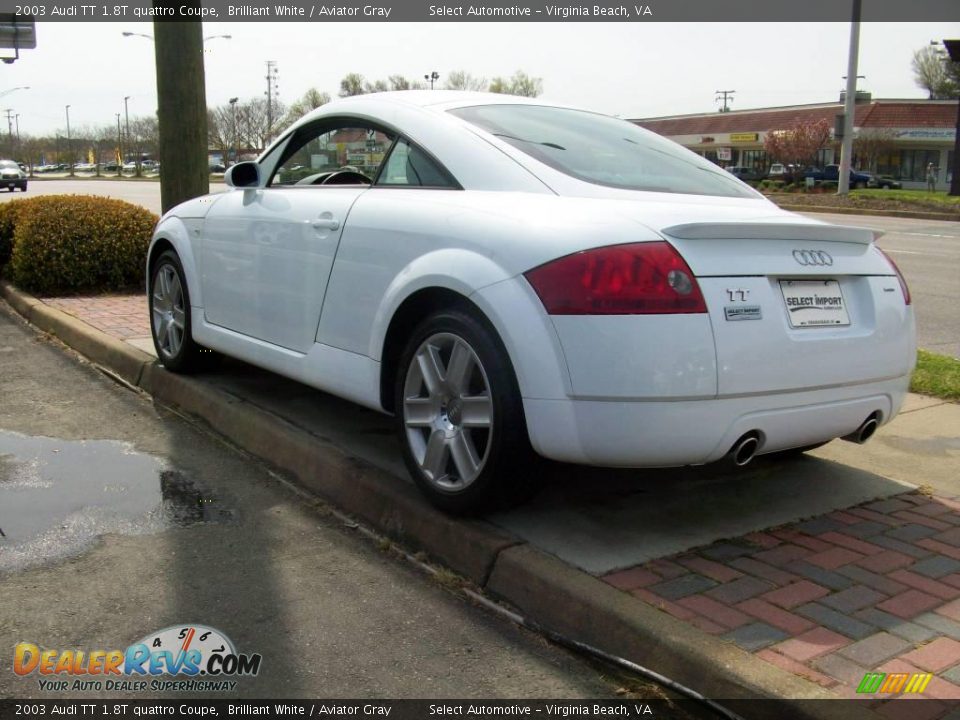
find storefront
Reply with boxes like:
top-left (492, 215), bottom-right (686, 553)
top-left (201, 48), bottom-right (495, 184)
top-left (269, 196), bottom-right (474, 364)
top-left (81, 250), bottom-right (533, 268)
top-left (632, 99), bottom-right (957, 189)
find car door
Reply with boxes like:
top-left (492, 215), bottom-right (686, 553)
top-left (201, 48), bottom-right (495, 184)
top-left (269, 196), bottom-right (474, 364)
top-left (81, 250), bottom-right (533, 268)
top-left (201, 121), bottom-right (395, 354)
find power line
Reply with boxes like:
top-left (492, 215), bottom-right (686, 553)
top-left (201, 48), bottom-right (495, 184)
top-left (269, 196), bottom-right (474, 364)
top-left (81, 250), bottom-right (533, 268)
top-left (715, 89), bottom-right (736, 113)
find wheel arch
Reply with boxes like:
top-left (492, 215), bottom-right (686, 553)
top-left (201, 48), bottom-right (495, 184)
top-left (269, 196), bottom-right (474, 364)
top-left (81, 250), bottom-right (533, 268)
top-left (379, 287), bottom-right (513, 414)
top-left (146, 217), bottom-right (203, 307)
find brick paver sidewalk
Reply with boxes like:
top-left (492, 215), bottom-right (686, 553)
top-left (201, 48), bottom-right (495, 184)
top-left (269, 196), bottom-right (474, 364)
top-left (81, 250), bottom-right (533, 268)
top-left (604, 491), bottom-right (960, 715)
top-left (36, 292), bottom-right (960, 715)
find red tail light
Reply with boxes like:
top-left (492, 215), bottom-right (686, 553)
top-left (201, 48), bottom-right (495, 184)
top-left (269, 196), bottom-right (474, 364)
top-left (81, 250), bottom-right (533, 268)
top-left (524, 241), bottom-right (707, 315)
top-left (877, 247), bottom-right (911, 305)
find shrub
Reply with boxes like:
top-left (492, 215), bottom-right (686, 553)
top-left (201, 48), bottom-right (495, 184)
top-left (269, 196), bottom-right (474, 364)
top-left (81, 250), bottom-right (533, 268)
top-left (0, 198), bottom-right (40, 272)
top-left (9, 195), bottom-right (158, 295)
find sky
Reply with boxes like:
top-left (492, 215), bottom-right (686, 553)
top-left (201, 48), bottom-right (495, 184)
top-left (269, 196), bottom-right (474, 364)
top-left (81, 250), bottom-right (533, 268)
top-left (2, 20), bottom-right (959, 137)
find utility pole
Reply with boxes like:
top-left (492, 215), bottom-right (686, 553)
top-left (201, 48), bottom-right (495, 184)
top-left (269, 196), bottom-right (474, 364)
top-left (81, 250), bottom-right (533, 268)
top-left (715, 90), bottom-right (736, 113)
top-left (65, 104), bottom-right (73, 176)
top-left (837, 0), bottom-right (861, 196)
top-left (154, 16), bottom-right (209, 213)
top-left (4, 108), bottom-right (13, 157)
top-left (116, 113), bottom-right (122, 176)
top-left (943, 39), bottom-right (960, 196)
top-left (265, 60), bottom-right (278, 143)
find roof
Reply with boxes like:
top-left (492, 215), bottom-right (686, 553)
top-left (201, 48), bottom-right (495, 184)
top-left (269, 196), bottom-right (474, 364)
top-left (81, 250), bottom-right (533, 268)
top-left (631, 100), bottom-right (957, 136)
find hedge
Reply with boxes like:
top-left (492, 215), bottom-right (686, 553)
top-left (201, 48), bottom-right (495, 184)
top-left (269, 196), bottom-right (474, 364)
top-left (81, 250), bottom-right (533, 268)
top-left (3, 195), bottom-right (158, 295)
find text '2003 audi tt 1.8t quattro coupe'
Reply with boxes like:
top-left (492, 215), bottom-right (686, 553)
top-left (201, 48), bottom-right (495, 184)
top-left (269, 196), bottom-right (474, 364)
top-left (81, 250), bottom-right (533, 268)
top-left (147, 92), bottom-right (916, 513)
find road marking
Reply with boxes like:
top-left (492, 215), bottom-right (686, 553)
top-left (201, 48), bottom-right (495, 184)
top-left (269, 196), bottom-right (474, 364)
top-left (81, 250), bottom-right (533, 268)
top-left (883, 249), bottom-right (924, 255)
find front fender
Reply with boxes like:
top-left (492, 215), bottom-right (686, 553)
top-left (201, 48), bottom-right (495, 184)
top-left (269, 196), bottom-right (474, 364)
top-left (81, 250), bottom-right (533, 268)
top-left (147, 216), bottom-right (204, 308)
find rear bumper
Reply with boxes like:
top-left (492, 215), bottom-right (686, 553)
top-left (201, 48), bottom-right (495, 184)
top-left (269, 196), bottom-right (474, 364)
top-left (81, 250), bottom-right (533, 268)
top-left (523, 374), bottom-right (910, 467)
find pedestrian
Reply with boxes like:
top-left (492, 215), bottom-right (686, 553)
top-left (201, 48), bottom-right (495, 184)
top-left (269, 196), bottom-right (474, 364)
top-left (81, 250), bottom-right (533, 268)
top-left (927, 163), bottom-right (937, 192)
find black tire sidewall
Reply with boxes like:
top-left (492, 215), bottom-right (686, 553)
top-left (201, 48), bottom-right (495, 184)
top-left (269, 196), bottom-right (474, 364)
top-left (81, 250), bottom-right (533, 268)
top-left (394, 308), bottom-right (531, 514)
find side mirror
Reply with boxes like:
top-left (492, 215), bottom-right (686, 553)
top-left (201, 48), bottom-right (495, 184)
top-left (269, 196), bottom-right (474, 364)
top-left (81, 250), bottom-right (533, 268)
top-left (225, 161), bottom-right (259, 188)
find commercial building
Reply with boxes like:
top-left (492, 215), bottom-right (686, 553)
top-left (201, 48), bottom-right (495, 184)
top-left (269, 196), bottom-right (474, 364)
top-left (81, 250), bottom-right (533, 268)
top-left (632, 98), bottom-right (957, 189)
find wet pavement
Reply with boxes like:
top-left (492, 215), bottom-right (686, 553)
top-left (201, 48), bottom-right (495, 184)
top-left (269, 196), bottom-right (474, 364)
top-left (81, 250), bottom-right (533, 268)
top-left (0, 302), bottom-right (667, 701)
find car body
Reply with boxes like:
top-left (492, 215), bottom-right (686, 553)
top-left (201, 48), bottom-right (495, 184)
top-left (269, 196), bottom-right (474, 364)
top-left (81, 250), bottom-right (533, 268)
top-left (766, 163), bottom-right (802, 183)
top-left (0, 159), bottom-right (27, 191)
top-left (724, 166), bottom-right (764, 182)
top-left (147, 91), bottom-right (916, 513)
top-left (864, 173), bottom-right (902, 190)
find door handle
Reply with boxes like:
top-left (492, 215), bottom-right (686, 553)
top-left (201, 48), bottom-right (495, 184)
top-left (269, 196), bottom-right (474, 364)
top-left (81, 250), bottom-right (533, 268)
top-left (311, 212), bottom-right (339, 231)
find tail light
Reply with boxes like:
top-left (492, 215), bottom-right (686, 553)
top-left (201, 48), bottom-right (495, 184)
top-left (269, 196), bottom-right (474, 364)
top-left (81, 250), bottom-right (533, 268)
top-left (877, 247), bottom-right (911, 305)
top-left (524, 241), bottom-right (707, 315)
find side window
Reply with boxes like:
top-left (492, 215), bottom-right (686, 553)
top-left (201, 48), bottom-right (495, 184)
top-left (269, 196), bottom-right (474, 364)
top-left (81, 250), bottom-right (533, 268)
top-left (377, 139), bottom-right (455, 188)
top-left (270, 123), bottom-right (394, 187)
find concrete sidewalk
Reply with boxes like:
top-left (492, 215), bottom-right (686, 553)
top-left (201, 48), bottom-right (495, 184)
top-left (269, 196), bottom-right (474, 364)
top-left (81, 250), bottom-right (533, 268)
top-left (4, 284), bottom-right (960, 719)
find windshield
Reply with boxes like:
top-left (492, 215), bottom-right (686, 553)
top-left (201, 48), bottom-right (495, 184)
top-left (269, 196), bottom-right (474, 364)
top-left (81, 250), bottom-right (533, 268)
top-left (0, 161), bottom-right (18, 169)
top-left (449, 105), bottom-right (755, 198)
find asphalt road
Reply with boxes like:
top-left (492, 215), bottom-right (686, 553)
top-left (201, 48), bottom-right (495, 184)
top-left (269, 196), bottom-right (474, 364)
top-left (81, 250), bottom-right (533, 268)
top-left (0, 304), bottom-right (676, 703)
top-left (4, 180), bottom-right (957, 357)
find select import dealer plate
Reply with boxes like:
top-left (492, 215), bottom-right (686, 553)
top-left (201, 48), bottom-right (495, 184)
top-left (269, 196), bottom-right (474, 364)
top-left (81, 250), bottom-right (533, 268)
top-left (779, 279), bottom-right (850, 328)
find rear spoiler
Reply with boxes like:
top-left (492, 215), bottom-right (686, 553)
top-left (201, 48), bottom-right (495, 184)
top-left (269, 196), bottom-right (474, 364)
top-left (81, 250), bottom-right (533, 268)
top-left (662, 222), bottom-right (880, 245)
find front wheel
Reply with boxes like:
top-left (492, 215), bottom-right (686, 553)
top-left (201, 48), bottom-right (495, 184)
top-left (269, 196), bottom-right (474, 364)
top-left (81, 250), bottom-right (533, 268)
top-left (395, 309), bottom-right (536, 514)
top-left (149, 250), bottom-right (217, 373)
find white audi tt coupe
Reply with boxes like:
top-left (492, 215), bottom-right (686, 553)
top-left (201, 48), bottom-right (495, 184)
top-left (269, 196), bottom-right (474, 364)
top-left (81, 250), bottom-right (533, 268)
top-left (147, 91), bottom-right (916, 513)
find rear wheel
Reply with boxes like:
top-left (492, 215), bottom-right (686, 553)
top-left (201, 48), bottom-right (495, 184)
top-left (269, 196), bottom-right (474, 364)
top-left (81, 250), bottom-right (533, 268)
top-left (395, 309), bottom-right (535, 514)
top-left (149, 250), bottom-right (217, 373)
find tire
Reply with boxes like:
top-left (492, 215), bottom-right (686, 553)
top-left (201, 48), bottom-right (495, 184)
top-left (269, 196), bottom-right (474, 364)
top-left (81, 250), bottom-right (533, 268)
top-left (395, 308), bottom-right (536, 514)
top-left (149, 250), bottom-right (217, 373)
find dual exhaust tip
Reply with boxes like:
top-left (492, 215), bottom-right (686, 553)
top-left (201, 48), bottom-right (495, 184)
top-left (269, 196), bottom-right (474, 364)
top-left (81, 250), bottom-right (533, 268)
top-left (725, 412), bottom-right (881, 468)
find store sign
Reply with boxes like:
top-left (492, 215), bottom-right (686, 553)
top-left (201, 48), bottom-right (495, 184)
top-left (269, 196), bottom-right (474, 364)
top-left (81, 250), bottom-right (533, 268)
top-left (730, 133), bottom-right (759, 143)
top-left (701, 136), bottom-right (715, 144)
top-left (895, 128), bottom-right (955, 140)
top-left (717, 147), bottom-right (732, 161)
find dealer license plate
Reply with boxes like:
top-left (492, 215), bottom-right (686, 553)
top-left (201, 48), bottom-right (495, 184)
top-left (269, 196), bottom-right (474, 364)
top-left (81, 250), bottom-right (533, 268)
top-left (779, 279), bottom-right (850, 328)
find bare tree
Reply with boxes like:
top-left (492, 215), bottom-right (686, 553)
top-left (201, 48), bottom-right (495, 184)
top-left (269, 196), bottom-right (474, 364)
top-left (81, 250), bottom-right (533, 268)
top-left (339, 73), bottom-right (366, 97)
top-left (488, 70), bottom-right (544, 97)
top-left (208, 105), bottom-right (234, 165)
top-left (387, 75), bottom-right (425, 91)
top-left (853, 128), bottom-right (897, 172)
top-left (284, 88), bottom-right (331, 125)
top-left (912, 46), bottom-right (960, 99)
top-left (444, 70), bottom-right (487, 91)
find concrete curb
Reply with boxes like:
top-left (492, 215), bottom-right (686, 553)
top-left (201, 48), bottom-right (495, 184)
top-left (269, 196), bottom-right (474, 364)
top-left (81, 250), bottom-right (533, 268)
top-left (0, 280), bottom-right (887, 717)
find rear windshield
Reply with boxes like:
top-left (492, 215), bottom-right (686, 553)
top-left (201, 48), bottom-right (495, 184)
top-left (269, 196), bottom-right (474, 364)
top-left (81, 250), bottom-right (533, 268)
top-left (449, 104), bottom-right (755, 198)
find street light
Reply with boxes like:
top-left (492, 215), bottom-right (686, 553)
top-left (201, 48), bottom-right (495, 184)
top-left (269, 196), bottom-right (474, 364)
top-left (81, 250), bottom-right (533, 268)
top-left (124, 95), bottom-right (133, 174)
top-left (0, 85), bottom-right (29, 100)
top-left (122, 31), bottom-right (232, 42)
top-left (424, 71), bottom-right (439, 90)
top-left (229, 97), bottom-right (238, 166)
top-left (65, 104), bottom-right (72, 176)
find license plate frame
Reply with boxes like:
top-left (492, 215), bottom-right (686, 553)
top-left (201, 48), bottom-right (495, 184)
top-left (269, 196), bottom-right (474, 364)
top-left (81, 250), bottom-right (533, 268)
top-left (779, 279), bottom-right (850, 328)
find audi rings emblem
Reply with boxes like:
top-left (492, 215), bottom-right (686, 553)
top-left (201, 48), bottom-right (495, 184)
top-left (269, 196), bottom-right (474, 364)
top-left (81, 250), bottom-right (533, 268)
top-left (792, 249), bottom-right (834, 266)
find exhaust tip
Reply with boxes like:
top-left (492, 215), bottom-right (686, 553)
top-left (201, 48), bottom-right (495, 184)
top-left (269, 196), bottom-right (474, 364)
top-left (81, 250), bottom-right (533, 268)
top-left (843, 413), bottom-right (881, 444)
top-left (729, 434), bottom-right (760, 467)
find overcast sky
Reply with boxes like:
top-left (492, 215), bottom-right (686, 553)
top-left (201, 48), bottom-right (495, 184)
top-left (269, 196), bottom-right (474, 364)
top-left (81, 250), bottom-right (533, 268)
top-left (2, 21), bottom-right (958, 137)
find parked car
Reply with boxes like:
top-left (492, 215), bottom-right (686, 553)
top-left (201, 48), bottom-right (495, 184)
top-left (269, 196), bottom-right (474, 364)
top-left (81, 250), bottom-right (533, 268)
top-left (0, 159), bottom-right (27, 191)
top-left (766, 163), bottom-right (801, 183)
top-left (147, 92), bottom-right (916, 513)
top-left (99, 162), bottom-right (121, 172)
top-left (73, 162), bottom-right (97, 172)
top-left (724, 166), bottom-right (764, 182)
top-left (863, 172), bottom-right (902, 190)
top-left (209, 163), bottom-right (226, 173)
top-left (804, 165), bottom-right (872, 188)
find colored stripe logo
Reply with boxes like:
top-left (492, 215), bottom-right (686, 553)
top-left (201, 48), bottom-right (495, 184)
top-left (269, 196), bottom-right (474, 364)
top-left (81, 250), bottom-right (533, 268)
top-left (857, 672), bottom-right (932, 694)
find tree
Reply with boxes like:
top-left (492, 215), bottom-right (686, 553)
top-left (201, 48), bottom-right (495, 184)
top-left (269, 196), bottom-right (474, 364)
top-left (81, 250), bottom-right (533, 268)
top-left (444, 70), bottom-right (487, 91)
top-left (387, 75), bottom-right (425, 91)
top-left (764, 119), bottom-right (832, 173)
top-left (207, 105), bottom-right (234, 164)
top-left (284, 88), bottom-right (331, 125)
top-left (488, 70), bottom-right (544, 97)
top-left (912, 46), bottom-right (960, 99)
top-left (339, 73), bottom-right (366, 97)
top-left (852, 128), bottom-right (897, 172)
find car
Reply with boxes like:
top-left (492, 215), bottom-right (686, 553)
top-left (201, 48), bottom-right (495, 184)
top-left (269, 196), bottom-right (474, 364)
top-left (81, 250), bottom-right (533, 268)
top-left (147, 91), bottom-right (916, 513)
top-left (209, 163), bottom-right (226, 174)
top-left (0, 159), bottom-right (27, 191)
top-left (766, 162), bottom-right (801, 183)
top-left (724, 166), bottom-right (764, 182)
top-left (864, 173), bottom-right (902, 190)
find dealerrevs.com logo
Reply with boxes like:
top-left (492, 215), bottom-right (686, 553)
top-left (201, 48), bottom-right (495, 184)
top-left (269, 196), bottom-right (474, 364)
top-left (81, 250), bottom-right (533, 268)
top-left (14, 624), bottom-right (262, 692)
